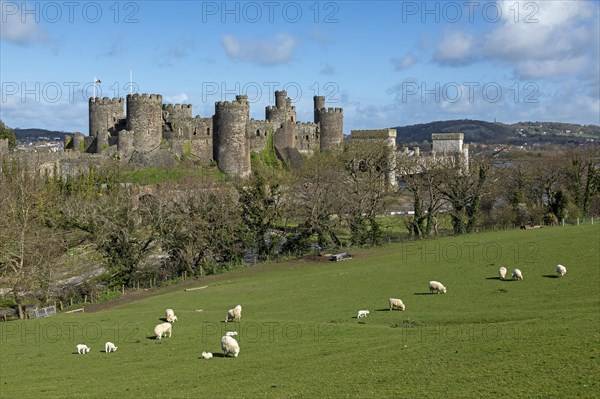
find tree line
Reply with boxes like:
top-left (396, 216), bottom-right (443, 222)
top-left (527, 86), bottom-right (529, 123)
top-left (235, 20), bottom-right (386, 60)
top-left (1, 141), bottom-right (599, 319)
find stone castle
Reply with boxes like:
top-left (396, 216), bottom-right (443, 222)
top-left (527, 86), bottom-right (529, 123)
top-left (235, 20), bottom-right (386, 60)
top-left (63, 90), bottom-right (343, 178)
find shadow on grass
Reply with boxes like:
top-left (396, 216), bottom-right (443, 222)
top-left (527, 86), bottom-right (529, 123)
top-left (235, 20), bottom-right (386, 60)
top-left (146, 336), bottom-right (160, 340)
top-left (486, 277), bottom-right (502, 280)
top-left (159, 317), bottom-right (168, 322)
top-left (542, 274), bottom-right (560, 278)
top-left (413, 292), bottom-right (433, 295)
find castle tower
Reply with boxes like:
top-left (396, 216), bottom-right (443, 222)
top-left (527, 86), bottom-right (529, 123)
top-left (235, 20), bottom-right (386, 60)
top-left (126, 93), bottom-right (163, 153)
top-left (313, 96), bottom-right (325, 124)
top-left (266, 90), bottom-right (296, 125)
top-left (317, 107), bottom-right (343, 151)
top-left (214, 95), bottom-right (250, 178)
top-left (89, 97), bottom-right (125, 153)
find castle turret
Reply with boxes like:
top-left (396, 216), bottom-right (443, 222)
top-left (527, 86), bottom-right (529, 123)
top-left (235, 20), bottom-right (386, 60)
top-left (313, 96), bottom-right (325, 124)
top-left (126, 93), bottom-right (163, 153)
top-left (214, 95), bottom-right (250, 178)
top-left (266, 90), bottom-right (296, 125)
top-left (317, 107), bottom-right (343, 151)
top-left (89, 97), bottom-right (125, 153)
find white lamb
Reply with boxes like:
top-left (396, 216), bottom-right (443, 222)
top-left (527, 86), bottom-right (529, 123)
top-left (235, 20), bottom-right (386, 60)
top-left (154, 322), bottom-right (172, 340)
top-left (201, 351), bottom-right (213, 359)
top-left (165, 309), bottom-right (178, 323)
top-left (221, 335), bottom-right (240, 358)
top-left (429, 281), bottom-right (447, 294)
top-left (512, 269), bottom-right (523, 280)
top-left (225, 305), bottom-right (242, 323)
top-left (357, 310), bottom-right (370, 318)
top-left (556, 264), bottom-right (567, 277)
top-left (105, 342), bottom-right (117, 353)
top-left (225, 331), bottom-right (238, 337)
top-left (76, 344), bottom-right (90, 354)
top-left (499, 267), bottom-right (507, 280)
top-left (389, 298), bottom-right (405, 311)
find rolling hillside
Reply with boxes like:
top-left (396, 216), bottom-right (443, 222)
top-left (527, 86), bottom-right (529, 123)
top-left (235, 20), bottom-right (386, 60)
top-left (0, 225), bottom-right (598, 398)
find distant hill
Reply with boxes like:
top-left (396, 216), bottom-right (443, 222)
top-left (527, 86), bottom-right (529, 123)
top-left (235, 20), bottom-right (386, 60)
top-left (394, 119), bottom-right (600, 145)
top-left (14, 128), bottom-right (71, 141)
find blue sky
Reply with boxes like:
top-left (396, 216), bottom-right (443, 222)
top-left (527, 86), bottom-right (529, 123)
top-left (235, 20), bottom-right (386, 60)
top-left (1, 0), bottom-right (599, 133)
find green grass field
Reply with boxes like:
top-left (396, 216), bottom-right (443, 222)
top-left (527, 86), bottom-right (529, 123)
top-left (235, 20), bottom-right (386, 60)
top-left (1, 225), bottom-right (598, 398)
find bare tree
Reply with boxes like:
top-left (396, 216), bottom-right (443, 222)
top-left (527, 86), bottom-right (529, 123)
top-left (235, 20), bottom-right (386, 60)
top-left (0, 160), bottom-right (65, 318)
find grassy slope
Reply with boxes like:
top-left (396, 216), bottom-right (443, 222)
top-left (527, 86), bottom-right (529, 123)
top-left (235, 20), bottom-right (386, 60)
top-left (0, 225), bottom-right (598, 398)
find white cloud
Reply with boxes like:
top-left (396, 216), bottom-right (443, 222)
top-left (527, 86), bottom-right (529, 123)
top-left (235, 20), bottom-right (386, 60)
top-left (0, 7), bottom-right (49, 45)
top-left (431, 1), bottom-right (599, 79)
top-left (164, 93), bottom-right (189, 104)
top-left (221, 33), bottom-right (296, 66)
top-left (433, 31), bottom-right (476, 66)
top-left (391, 53), bottom-right (419, 71)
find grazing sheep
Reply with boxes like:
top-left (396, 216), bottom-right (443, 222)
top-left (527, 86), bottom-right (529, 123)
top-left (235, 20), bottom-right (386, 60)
top-left (556, 264), bottom-right (567, 277)
top-left (429, 281), bottom-right (447, 294)
top-left (105, 342), bottom-right (118, 353)
top-left (221, 335), bottom-right (240, 358)
top-left (499, 267), bottom-right (507, 280)
top-left (225, 305), bottom-right (242, 323)
top-left (512, 269), bottom-right (523, 280)
top-left (201, 351), bottom-right (213, 359)
top-left (76, 344), bottom-right (90, 354)
top-left (154, 322), bottom-right (172, 340)
top-left (165, 309), bottom-right (177, 323)
top-left (357, 310), bottom-right (370, 318)
top-left (389, 298), bottom-right (405, 311)
top-left (225, 331), bottom-right (238, 337)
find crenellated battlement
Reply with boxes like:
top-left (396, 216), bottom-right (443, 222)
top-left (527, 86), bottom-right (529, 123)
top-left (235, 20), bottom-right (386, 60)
top-left (216, 97), bottom-right (249, 110)
top-left (89, 97), bottom-right (124, 105)
top-left (319, 107), bottom-right (343, 114)
top-left (162, 104), bottom-right (192, 111)
top-left (127, 93), bottom-right (162, 103)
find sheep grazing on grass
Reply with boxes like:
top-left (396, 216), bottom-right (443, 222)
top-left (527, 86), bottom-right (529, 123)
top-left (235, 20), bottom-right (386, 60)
top-left (221, 335), bottom-right (240, 358)
top-left (499, 267), bottom-right (507, 280)
top-left (357, 310), bottom-right (370, 318)
top-left (512, 269), bottom-right (523, 280)
top-left (165, 309), bottom-right (178, 323)
top-left (225, 305), bottom-right (242, 323)
top-left (76, 344), bottom-right (90, 354)
top-left (429, 281), bottom-right (447, 294)
top-left (556, 264), bottom-right (567, 277)
top-left (389, 298), bottom-right (405, 311)
top-left (154, 322), bottom-right (172, 340)
top-left (225, 331), bottom-right (238, 337)
top-left (105, 342), bottom-right (117, 353)
top-left (201, 352), bottom-right (213, 359)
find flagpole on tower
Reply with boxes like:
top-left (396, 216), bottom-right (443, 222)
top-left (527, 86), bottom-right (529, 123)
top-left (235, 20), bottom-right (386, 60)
top-left (93, 75), bottom-right (96, 98)
top-left (129, 69), bottom-right (133, 95)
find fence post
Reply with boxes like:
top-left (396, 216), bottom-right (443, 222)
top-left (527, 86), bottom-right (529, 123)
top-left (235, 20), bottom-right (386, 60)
top-left (577, 218), bottom-right (579, 226)
top-left (562, 218), bottom-right (565, 226)
top-left (122, 284), bottom-right (125, 295)
top-left (84, 295), bottom-right (88, 304)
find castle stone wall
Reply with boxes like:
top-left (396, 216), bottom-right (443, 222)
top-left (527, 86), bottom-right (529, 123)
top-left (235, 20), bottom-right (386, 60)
top-left (0, 138), bottom-right (8, 153)
top-left (314, 96), bottom-right (325, 124)
top-left (126, 93), bottom-right (163, 153)
top-left (318, 107), bottom-right (343, 151)
top-left (432, 133), bottom-right (463, 153)
top-left (118, 130), bottom-right (134, 160)
top-left (247, 119), bottom-right (273, 152)
top-left (214, 95), bottom-right (250, 178)
top-left (89, 97), bottom-right (125, 139)
top-left (295, 122), bottom-right (319, 155)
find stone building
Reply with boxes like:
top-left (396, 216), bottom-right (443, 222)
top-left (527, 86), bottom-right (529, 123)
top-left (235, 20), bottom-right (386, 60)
top-left (64, 91), bottom-right (343, 178)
